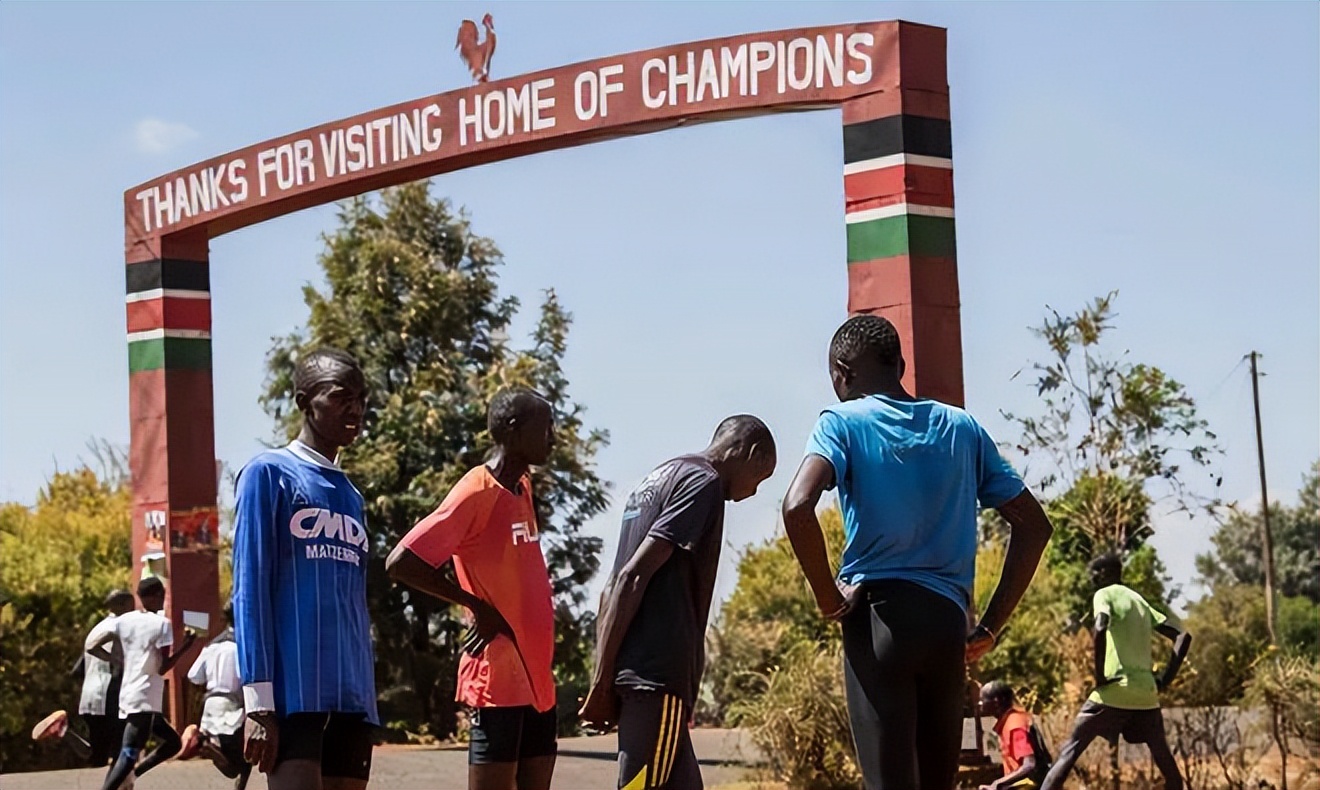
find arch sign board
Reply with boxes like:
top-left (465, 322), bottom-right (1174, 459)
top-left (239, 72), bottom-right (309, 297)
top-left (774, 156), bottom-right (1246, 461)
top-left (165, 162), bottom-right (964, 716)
top-left (124, 19), bottom-right (962, 717)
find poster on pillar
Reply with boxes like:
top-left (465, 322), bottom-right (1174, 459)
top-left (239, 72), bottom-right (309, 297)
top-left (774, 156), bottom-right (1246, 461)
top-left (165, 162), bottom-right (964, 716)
top-left (142, 507), bottom-right (167, 556)
top-left (169, 506), bottom-right (220, 553)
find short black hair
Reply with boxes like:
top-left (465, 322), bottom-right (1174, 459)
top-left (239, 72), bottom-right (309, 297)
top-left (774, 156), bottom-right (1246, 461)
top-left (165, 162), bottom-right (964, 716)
top-left (710, 415), bottom-right (775, 461)
top-left (488, 387), bottom-right (549, 444)
top-left (137, 576), bottom-right (165, 599)
top-left (104, 589), bottom-right (134, 609)
top-left (1089, 551), bottom-right (1123, 576)
top-left (222, 601), bottom-right (234, 624)
top-left (293, 347), bottom-right (361, 396)
top-left (830, 314), bottom-right (902, 367)
top-left (981, 679), bottom-right (1015, 705)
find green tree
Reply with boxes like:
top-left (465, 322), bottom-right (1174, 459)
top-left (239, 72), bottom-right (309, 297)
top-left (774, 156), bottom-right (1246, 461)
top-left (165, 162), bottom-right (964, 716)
top-left (260, 182), bottom-right (608, 739)
top-left (710, 509), bottom-right (860, 788)
top-left (1243, 651), bottom-right (1320, 790)
top-left (1005, 292), bottom-right (1220, 504)
top-left (1175, 584), bottom-right (1272, 706)
top-left (1196, 462), bottom-right (1319, 604)
top-left (0, 469), bottom-right (132, 772)
top-left (1173, 585), bottom-right (1318, 708)
top-left (705, 509), bottom-right (846, 723)
top-left (972, 538), bottom-right (1072, 706)
top-left (1001, 292), bottom-right (1216, 621)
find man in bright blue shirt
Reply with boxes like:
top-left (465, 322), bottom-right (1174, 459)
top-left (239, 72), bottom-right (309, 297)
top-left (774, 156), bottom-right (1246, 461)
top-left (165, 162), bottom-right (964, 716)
top-left (232, 348), bottom-right (377, 790)
top-left (782, 315), bottom-right (1055, 790)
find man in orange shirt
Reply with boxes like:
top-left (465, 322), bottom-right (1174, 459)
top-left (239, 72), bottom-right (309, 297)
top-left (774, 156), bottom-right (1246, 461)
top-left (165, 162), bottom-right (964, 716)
top-left (387, 387), bottom-right (558, 790)
top-left (978, 681), bottom-right (1049, 790)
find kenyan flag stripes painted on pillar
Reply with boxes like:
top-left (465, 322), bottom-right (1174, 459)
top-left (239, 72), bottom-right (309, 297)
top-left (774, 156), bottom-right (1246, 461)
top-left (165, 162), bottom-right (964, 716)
top-left (126, 259), bottom-right (211, 373)
top-left (842, 114), bottom-right (956, 265)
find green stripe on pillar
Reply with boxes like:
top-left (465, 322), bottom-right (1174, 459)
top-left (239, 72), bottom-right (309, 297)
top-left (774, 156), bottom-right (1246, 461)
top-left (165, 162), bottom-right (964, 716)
top-left (846, 215), bottom-right (957, 262)
top-left (128, 337), bottom-right (213, 372)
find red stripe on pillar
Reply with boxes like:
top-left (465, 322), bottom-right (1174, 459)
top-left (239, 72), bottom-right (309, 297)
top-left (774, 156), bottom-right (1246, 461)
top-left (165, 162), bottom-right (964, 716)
top-left (909, 305), bottom-right (965, 407)
top-left (126, 297), bottom-right (212, 334)
top-left (841, 89), bottom-right (951, 125)
top-left (163, 368), bottom-right (218, 509)
top-left (129, 370), bottom-right (170, 504)
top-left (845, 164), bottom-right (954, 208)
top-left (125, 228), bottom-right (209, 265)
top-left (847, 256), bottom-right (960, 314)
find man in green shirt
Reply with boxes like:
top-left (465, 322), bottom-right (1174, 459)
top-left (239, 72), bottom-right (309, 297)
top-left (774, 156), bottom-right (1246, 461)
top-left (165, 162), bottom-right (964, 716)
top-left (1040, 553), bottom-right (1192, 790)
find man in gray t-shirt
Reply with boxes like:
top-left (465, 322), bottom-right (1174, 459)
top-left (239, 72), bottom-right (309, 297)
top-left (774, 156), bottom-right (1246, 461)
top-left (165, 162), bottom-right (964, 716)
top-left (582, 416), bottom-right (776, 790)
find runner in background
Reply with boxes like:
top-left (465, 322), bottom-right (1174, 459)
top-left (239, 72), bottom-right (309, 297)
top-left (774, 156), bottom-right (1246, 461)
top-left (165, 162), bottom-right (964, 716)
top-left (1039, 553), bottom-right (1191, 790)
top-left (90, 576), bottom-right (198, 790)
top-left (180, 603), bottom-right (251, 789)
top-left (30, 590), bottom-right (135, 767)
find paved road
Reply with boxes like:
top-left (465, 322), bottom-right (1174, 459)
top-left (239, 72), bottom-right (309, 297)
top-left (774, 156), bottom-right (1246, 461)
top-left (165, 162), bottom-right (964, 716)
top-left (1, 729), bottom-right (758, 790)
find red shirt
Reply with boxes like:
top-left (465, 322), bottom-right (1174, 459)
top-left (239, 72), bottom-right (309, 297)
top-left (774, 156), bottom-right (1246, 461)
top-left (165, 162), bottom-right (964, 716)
top-left (994, 707), bottom-right (1034, 775)
top-left (399, 466), bottom-right (556, 712)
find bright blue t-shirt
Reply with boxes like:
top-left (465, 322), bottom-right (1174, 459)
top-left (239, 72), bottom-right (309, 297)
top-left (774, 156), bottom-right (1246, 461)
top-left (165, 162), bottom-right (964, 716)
top-left (805, 394), bottom-right (1025, 608)
top-left (231, 441), bottom-right (379, 723)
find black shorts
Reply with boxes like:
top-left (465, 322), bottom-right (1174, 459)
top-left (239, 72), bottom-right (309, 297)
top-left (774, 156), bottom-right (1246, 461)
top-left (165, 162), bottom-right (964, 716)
top-left (83, 713), bottom-right (125, 766)
top-left (1067, 700), bottom-right (1167, 745)
top-left (468, 706), bottom-right (558, 765)
top-left (616, 690), bottom-right (700, 790)
top-left (276, 712), bottom-right (374, 780)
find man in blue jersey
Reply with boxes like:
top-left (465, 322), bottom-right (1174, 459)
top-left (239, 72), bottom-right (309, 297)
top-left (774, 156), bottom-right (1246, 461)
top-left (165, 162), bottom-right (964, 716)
top-left (782, 315), bottom-right (1055, 790)
top-left (232, 348), bottom-right (377, 790)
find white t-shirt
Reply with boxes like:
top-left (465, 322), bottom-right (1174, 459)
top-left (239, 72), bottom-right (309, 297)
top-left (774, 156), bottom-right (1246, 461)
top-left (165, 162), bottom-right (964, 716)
top-left (79, 614), bottom-right (122, 716)
top-left (113, 610), bottom-right (173, 717)
top-left (187, 635), bottom-right (245, 735)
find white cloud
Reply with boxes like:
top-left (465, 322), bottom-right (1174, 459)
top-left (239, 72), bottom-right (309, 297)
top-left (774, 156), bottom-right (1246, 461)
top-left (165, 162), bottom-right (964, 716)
top-left (134, 118), bottom-right (198, 154)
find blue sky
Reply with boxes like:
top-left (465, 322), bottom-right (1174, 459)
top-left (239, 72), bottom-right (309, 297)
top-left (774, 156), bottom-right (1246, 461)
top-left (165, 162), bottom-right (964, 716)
top-left (2, 2), bottom-right (1316, 610)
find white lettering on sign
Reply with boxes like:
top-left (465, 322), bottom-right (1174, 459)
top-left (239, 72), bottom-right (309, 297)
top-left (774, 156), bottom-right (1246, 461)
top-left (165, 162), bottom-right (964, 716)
top-left (531, 78), bottom-right (556, 130)
top-left (133, 29), bottom-right (880, 234)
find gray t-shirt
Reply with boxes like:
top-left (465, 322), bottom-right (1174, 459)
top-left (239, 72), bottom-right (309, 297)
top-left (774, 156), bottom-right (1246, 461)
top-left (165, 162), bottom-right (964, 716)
top-left (611, 456), bottom-right (724, 705)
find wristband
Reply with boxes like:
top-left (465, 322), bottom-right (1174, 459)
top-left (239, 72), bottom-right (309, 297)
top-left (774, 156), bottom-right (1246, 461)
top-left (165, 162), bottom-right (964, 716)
top-left (972, 623), bottom-right (998, 644)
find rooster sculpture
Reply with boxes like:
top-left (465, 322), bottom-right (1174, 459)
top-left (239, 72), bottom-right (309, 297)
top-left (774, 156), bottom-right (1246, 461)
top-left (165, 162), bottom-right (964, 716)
top-left (456, 14), bottom-right (497, 84)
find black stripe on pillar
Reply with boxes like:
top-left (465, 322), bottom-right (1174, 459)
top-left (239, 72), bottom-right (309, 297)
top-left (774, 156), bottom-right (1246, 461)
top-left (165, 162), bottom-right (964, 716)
top-left (126, 259), bottom-right (210, 295)
top-left (843, 115), bottom-right (952, 163)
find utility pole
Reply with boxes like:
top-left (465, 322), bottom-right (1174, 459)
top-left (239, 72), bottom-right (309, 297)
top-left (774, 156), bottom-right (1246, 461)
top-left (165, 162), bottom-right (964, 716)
top-left (1249, 351), bottom-right (1278, 644)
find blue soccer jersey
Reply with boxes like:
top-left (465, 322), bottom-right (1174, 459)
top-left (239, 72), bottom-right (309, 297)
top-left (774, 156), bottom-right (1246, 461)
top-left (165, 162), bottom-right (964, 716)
top-left (231, 440), bottom-right (378, 723)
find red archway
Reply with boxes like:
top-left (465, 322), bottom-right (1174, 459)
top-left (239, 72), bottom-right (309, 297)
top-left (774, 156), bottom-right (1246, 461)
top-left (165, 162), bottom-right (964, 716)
top-left (123, 19), bottom-right (962, 718)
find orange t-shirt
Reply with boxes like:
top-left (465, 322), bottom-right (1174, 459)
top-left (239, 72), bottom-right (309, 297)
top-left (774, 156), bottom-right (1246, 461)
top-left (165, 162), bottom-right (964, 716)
top-left (994, 707), bottom-right (1035, 774)
top-left (399, 466), bottom-right (556, 713)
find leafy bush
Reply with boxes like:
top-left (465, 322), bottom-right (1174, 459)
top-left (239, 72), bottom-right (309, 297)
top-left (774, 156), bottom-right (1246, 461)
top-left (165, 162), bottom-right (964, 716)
top-left (1244, 651), bottom-right (1320, 773)
top-left (706, 509), bottom-right (845, 723)
top-left (0, 469), bottom-right (132, 772)
top-left (727, 643), bottom-right (858, 790)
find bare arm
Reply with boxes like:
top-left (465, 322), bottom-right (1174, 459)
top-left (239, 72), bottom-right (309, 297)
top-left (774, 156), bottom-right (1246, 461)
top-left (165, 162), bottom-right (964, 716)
top-left (979, 490), bottom-right (1054, 636)
top-left (991, 754), bottom-right (1037, 790)
top-left (1156, 623), bottom-right (1192, 690)
top-left (591, 537), bottom-right (675, 690)
top-left (87, 631), bottom-right (115, 664)
top-left (385, 545), bottom-right (512, 654)
top-left (387, 545), bottom-right (483, 610)
top-left (782, 455), bottom-right (847, 617)
top-left (158, 631), bottom-right (198, 674)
